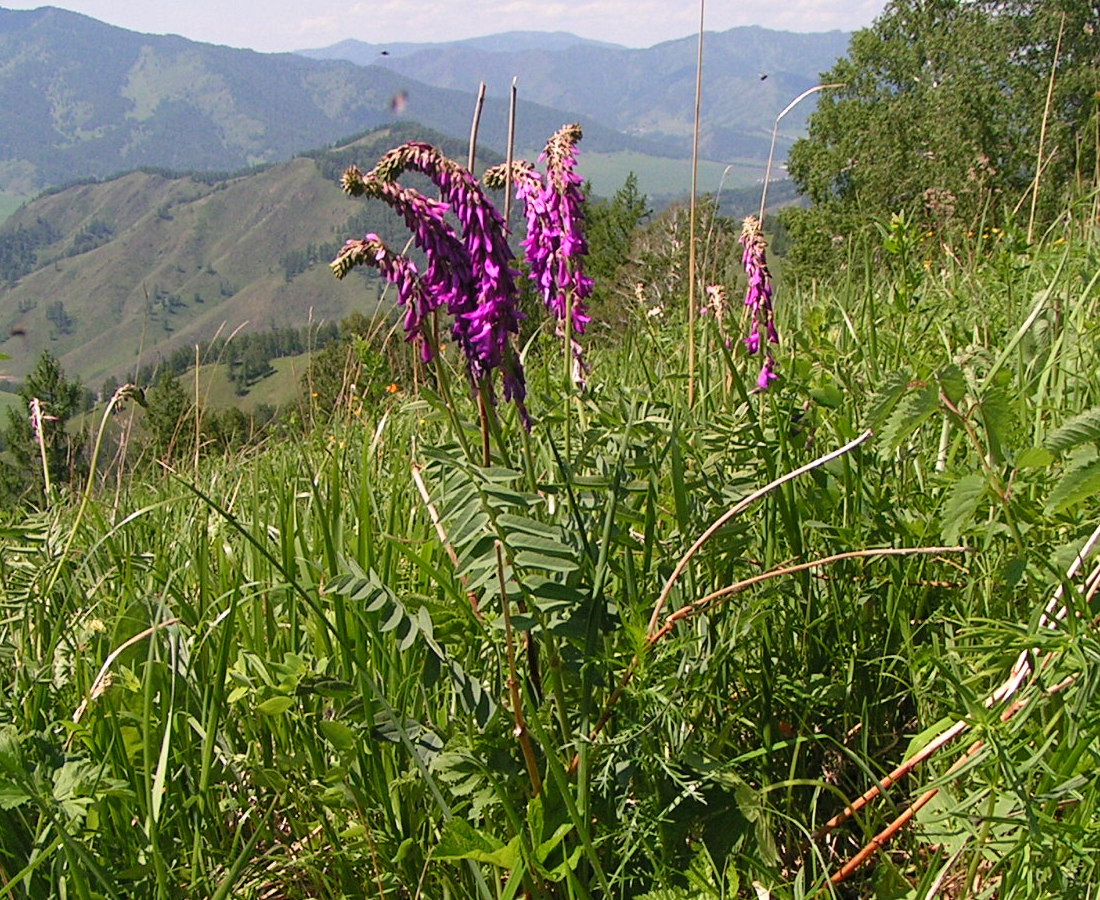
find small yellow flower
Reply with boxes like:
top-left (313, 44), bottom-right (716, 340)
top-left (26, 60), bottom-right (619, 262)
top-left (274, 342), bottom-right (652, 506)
top-left (385, 383), bottom-right (399, 394)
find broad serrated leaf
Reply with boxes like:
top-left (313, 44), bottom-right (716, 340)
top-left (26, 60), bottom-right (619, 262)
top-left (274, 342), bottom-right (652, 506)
top-left (865, 370), bottom-right (912, 431)
top-left (937, 364), bottom-right (967, 406)
top-left (881, 381), bottom-right (939, 451)
top-left (977, 386), bottom-right (1012, 465)
top-left (940, 473), bottom-right (986, 544)
top-left (1015, 446), bottom-right (1055, 469)
top-left (0, 780), bottom-right (31, 810)
top-left (1045, 407), bottom-right (1100, 454)
top-left (1046, 456), bottom-right (1100, 514)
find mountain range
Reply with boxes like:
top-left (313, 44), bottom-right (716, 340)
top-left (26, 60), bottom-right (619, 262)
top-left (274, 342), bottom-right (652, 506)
top-left (0, 6), bottom-right (851, 205)
top-left (300, 27), bottom-right (852, 161)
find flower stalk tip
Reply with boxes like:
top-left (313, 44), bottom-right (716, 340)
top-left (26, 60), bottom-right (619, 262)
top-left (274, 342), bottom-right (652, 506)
top-left (739, 216), bottom-right (779, 391)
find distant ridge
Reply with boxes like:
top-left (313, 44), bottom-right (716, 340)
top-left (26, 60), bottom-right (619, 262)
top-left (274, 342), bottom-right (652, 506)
top-left (300, 25), bottom-right (853, 161)
top-left (0, 6), bottom-right (669, 198)
top-left (0, 124), bottom-right (477, 385)
top-left (297, 31), bottom-right (625, 62)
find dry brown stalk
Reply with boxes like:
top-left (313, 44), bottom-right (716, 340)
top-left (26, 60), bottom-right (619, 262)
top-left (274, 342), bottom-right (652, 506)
top-left (654, 546), bottom-right (967, 642)
top-left (69, 617), bottom-right (182, 742)
top-left (1027, 12), bottom-right (1066, 243)
top-left (572, 544), bottom-right (963, 776)
top-left (826, 519), bottom-right (1100, 883)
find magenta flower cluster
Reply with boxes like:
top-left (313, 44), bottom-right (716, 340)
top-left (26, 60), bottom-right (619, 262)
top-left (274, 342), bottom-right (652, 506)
top-left (485, 124), bottom-right (592, 379)
top-left (739, 216), bottom-right (779, 391)
top-left (332, 143), bottom-right (528, 421)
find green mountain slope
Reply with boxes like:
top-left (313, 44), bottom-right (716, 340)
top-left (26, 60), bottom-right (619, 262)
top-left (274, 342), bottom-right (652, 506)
top-left (0, 124), bottom-right (471, 386)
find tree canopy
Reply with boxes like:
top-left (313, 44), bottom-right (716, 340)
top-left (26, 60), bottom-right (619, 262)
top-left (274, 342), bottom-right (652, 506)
top-left (782, 0), bottom-right (1100, 268)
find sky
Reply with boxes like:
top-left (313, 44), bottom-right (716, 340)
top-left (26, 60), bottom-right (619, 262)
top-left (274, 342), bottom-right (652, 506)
top-left (2, 1), bottom-right (887, 52)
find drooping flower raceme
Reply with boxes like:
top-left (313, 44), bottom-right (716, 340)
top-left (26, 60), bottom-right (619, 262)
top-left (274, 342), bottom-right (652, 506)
top-left (739, 216), bottom-right (779, 391)
top-left (484, 124), bottom-right (592, 385)
top-left (369, 143), bottom-right (524, 388)
top-left (704, 283), bottom-right (731, 349)
top-left (333, 146), bottom-right (529, 424)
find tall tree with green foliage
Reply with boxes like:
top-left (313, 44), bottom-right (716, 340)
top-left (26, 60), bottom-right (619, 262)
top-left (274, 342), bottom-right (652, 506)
top-left (144, 371), bottom-right (195, 464)
top-left (582, 174), bottom-right (652, 325)
top-left (782, 0), bottom-right (1099, 270)
top-left (1, 351), bottom-right (87, 501)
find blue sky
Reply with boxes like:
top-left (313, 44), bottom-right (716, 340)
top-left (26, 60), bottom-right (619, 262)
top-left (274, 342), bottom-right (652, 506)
top-left (3, 1), bottom-right (887, 52)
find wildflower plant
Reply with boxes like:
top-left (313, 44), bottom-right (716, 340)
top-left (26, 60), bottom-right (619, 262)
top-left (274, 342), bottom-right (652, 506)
top-left (331, 128), bottom-right (595, 426)
top-left (739, 215), bottom-right (779, 391)
top-left (484, 123), bottom-right (592, 386)
top-left (332, 141), bottom-right (529, 424)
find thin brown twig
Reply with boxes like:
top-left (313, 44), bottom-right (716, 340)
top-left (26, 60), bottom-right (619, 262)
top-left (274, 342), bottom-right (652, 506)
top-left (572, 542), bottom-right (960, 775)
top-left (826, 519), bottom-right (1100, 882)
top-left (1027, 12), bottom-right (1066, 243)
top-left (70, 617), bottom-right (181, 740)
top-left (653, 546), bottom-right (967, 642)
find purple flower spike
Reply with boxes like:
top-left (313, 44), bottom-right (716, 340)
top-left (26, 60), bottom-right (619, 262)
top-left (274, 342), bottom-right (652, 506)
top-left (485, 124), bottom-right (591, 385)
top-left (739, 216), bottom-right (779, 392)
top-left (332, 143), bottom-right (530, 424)
top-left (757, 355), bottom-right (779, 391)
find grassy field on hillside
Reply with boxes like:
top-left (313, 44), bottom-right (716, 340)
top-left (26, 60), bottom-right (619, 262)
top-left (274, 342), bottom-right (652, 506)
top-left (0, 191), bottom-right (29, 224)
top-left (577, 151), bottom-right (763, 203)
top-left (0, 205), bottom-right (1097, 899)
top-left (185, 353), bottom-right (313, 412)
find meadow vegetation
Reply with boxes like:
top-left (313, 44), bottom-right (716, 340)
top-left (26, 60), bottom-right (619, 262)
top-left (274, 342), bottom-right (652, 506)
top-left (1, 1), bottom-right (1099, 898)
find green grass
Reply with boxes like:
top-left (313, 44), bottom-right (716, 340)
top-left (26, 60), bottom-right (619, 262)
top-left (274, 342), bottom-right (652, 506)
top-left (0, 388), bottom-right (20, 417)
top-left (0, 191), bottom-right (29, 224)
top-left (0, 213), bottom-right (1098, 899)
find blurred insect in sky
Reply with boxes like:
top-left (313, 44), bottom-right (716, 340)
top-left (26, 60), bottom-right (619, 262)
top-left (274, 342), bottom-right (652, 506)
top-left (389, 90), bottom-right (408, 115)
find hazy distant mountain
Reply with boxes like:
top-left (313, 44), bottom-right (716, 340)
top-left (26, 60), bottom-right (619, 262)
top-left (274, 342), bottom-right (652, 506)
top-left (0, 7), bottom-right (664, 198)
top-left (301, 27), bottom-right (853, 160)
top-left (297, 31), bottom-right (624, 63)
